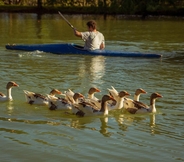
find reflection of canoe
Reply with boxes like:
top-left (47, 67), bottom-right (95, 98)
top-left (5, 43), bottom-right (162, 58)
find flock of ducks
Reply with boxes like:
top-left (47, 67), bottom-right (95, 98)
top-left (0, 81), bottom-right (163, 117)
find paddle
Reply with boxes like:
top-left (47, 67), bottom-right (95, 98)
top-left (58, 11), bottom-right (75, 30)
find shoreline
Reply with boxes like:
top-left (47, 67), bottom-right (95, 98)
top-left (0, 6), bottom-right (184, 19)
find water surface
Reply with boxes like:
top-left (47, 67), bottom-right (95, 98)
top-left (0, 13), bottom-right (184, 161)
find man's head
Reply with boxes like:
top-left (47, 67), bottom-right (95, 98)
top-left (86, 20), bottom-right (97, 31)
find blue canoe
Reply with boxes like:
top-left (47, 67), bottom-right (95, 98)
top-left (5, 43), bottom-right (162, 58)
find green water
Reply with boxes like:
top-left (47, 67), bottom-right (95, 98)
top-left (0, 13), bottom-right (184, 161)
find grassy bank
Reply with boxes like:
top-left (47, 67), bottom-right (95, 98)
top-left (0, 5), bottom-right (184, 17)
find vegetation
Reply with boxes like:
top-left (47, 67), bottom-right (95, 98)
top-left (0, 0), bottom-right (184, 16)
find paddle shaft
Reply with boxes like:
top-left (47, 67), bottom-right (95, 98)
top-left (58, 11), bottom-right (75, 29)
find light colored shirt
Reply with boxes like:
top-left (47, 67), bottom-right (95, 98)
top-left (81, 31), bottom-right (105, 50)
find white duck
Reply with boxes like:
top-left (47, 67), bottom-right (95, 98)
top-left (123, 88), bottom-right (147, 109)
top-left (0, 81), bottom-right (19, 101)
top-left (107, 86), bottom-right (119, 101)
top-left (74, 94), bottom-right (116, 117)
top-left (23, 88), bottom-right (61, 105)
top-left (48, 92), bottom-right (84, 111)
top-left (125, 92), bottom-right (163, 114)
top-left (108, 90), bottom-right (130, 111)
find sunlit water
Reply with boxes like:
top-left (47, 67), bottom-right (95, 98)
top-left (0, 13), bottom-right (184, 161)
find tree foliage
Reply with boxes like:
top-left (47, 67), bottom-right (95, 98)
top-left (2, 0), bottom-right (184, 15)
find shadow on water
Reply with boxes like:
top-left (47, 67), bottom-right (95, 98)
top-left (35, 13), bottom-right (42, 39)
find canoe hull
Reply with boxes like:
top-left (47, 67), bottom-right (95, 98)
top-left (5, 43), bottom-right (162, 58)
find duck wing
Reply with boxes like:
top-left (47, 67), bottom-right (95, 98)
top-left (0, 92), bottom-right (6, 97)
top-left (77, 101), bottom-right (99, 114)
top-left (126, 107), bottom-right (139, 114)
top-left (85, 98), bottom-right (101, 109)
top-left (107, 86), bottom-right (119, 101)
top-left (132, 100), bottom-right (149, 109)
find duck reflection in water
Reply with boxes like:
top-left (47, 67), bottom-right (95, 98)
top-left (150, 114), bottom-right (155, 126)
top-left (149, 114), bottom-right (156, 135)
top-left (6, 101), bottom-right (14, 114)
top-left (99, 117), bottom-right (112, 137)
top-left (67, 116), bottom-right (112, 137)
top-left (69, 117), bottom-right (96, 129)
top-left (116, 113), bottom-right (157, 134)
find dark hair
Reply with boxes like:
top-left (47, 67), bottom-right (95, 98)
top-left (86, 20), bottom-right (97, 30)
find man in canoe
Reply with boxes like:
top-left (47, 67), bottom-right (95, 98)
top-left (74, 20), bottom-right (105, 50)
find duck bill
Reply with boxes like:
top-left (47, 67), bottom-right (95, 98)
top-left (95, 88), bottom-right (101, 92)
top-left (79, 93), bottom-right (85, 98)
top-left (125, 92), bottom-right (131, 96)
top-left (57, 91), bottom-right (62, 95)
top-left (13, 83), bottom-right (19, 87)
top-left (157, 94), bottom-right (163, 98)
top-left (110, 96), bottom-right (116, 102)
top-left (141, 89), bottom-right (147, 94)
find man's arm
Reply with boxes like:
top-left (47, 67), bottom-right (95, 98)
top-left (100, 42), bottom-right (105, 50)
top-left (74, 29), bottom-right (82, 38)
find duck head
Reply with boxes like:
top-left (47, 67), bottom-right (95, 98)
top-left (88, 87), bottom-right (101, 94)
top-left (6, 81), bottom-right (19, 89)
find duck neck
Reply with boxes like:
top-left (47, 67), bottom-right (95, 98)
top-left (134, 94), bottom-right (140, 101)
top-left (114, 97), bottom-right (124, 109)
top-left (73, 98), bottom-right (79, 104)
top-left (7, 88), bottom-right (13, 100)
top-left (100, 101), bottom-right (108, 115)
top-left (150, 98), bottom-right (156, 113)
top-left (49, 93), bottom-right (55, 97)
top-left (88, 93), bottom-right (94, 99)
top-left (71, 95), bottom-right (78, 104)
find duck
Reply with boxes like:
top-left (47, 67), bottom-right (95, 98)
top-left (108, 90), bottom-right (130, 111)
top-left (123, 88), bottom-right (147, 109)
top-left (23, 88), bottom-right (62, 105)
top-left (0, 81), bottom-right (19, 101)
top-left (49, 92), bottom-right (84, 111)
top-left (74, 94), bottom-right (116, 117)
top-left (56, 89), bottom-right (76, 104)
top-left (107, 86), bottom-right (119, 101)
top-left (87, 87), bottom-right (101, 100)
top-left (84, 87), bottom-right (101, 108)
top-left (125, 92), bottom-right (163, 114)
